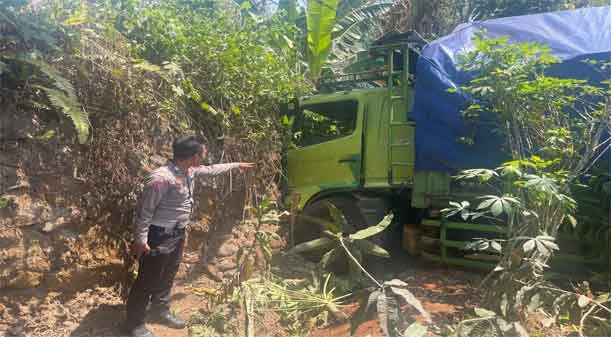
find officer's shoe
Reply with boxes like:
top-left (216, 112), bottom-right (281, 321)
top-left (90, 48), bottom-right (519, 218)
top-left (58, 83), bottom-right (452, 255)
top-left (126, 325), bottom-right (156, 337)
top-left (153, 309), bottom-right (186, 329)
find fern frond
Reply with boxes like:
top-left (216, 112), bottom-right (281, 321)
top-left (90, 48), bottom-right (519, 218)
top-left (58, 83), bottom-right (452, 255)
top-left (328, 0), bottom-right (392, 74)
top-left (34, 85), bottom-right (90, 144)
top-left (22, 58), bottom-right (77, 98)
top-left (5, 55), bottom-right (90, 144)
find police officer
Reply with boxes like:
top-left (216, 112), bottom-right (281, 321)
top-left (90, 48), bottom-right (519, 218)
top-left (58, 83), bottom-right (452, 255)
top-left (122, 135), bottom-right (254, 337)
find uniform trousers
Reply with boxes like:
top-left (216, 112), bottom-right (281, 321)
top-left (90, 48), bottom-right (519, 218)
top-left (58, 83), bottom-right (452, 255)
top-left (125, 225), bottom-right (186, 330)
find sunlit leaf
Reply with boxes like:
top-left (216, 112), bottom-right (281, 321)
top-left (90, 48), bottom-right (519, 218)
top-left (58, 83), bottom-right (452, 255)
top-left (500, 293), bottom-right (508, 317)
top-left (306, 0), bottom-right (340, 78)
top-left (200, 102), bottom-right (219, 116)
top-left (402, 322), bottom-right (427, 337)
top-left (320, 247), bottom-right (340, 269)
top-left (355, 239), bottom-right (390, 258)
top-left (477, 197), bottom-right (496, 210)
top-left (291, 237), bottom-right (334, 254)
top-left (474, 307), bottom-right (496, 318)
top-left (389, 286), bottom-right (431, 323)
top-left (567, 214), bottom-right (577, 228)
top-left (578, 295), bottom-right (591, 308)
top-left (350, 214), bottom-right (392, 240)
top-left (527, 293), bottom-right (542, 312)
top-left (490, 200), bottom-right (503, 216)
top-left (491, 241), bottom-right (502, 252)
top-left (523, 239), bottom-right (536, 252)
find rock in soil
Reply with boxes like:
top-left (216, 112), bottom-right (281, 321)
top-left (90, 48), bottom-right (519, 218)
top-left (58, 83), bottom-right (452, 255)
top-left (216, 243), bottom-right (239, 257)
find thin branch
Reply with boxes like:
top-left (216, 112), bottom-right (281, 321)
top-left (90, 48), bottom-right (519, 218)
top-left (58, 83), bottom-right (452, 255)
top-left (580, 304), bottom-right (598, 337)
top-left (518, 281), bottom-right (611, 316)
top-left (338, 236), bottom-right (382, 288)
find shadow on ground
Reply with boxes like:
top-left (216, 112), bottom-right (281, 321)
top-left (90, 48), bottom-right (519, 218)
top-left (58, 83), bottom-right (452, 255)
top-left (69, 304), bottom-right (125, 337)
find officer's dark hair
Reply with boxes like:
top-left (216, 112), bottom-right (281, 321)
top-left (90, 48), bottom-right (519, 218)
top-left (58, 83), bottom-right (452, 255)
top-left (172, 135), bottom-right (202, 161)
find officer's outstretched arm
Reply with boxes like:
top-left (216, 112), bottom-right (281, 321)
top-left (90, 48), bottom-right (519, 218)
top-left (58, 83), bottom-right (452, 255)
top-left (192, 162), bottom-right (254, 177)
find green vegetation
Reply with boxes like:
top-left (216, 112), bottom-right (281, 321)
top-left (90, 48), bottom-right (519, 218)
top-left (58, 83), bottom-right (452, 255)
top-left (4, 1), bottom-right (611, 337)
top-left (291, 208), bottom-right (392, 277)
top-left (445, 32), bottom-right (611, 335)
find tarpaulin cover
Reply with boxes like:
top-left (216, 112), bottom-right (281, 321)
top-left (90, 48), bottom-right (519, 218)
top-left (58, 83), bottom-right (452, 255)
top-left (411, 6), bottom-right (611, 173)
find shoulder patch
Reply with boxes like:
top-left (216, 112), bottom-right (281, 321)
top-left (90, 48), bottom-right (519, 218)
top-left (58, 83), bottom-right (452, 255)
top-left (147, 166), bottom-right (175, 191)
top-left (151, 180), bottom-right (169, 192)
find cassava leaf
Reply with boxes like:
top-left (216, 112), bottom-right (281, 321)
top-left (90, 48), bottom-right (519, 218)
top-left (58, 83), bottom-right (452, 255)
top-left (474, 307), bottom-right (496, 318)
top-left (527, 293), bottom-right (542, 312)
top-left (377, 290), bottom-right (400, 337)
top-left (377, 290), bottom-right (389, 337)
top-left (350, 214), bottom-right (393, 240)
top-left (324, 201), bottom-right (348, 229)
top-left (578, 295), bottom-right (591, 308)
top-left (389, 286), bottom-right (431, 323)
top-left (384, 279), bottom-right (407, 288)
top-left (321, 247), bottom-right (340, 269)
top-left (490, 200), bottom-right (503, 216)
top-left (291, 237), bottom-right (333, 254)
top-left (355, 239), bottom-right (390, 258)
top-left (523, 239), bottom-right (536, 252)
top-left (491, 241), bottom-right (502, 252)
top-left (402, 322), bottom-right (427, 337)
top-left (477, 198), bottom-right (496, 210)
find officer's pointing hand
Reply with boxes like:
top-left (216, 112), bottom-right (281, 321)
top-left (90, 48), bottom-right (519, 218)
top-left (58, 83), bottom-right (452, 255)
top-left (239, 163), bottom-right (255, 169)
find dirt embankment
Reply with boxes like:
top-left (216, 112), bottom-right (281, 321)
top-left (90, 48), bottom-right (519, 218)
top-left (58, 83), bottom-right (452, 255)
top-left (0, 103), bottom-right (278, 336)
top-left (0, 52), bottom-right (276, 337)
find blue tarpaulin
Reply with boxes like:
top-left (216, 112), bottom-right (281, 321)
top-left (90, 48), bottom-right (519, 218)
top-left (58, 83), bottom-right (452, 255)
top-left (411, 6), bottom-right (611, 173)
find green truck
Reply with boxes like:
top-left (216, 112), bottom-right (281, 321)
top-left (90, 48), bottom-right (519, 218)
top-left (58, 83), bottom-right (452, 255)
top-left (283, 32), bottom-right (457, 255)
top-left (283, 15), bottom-right (611, 272)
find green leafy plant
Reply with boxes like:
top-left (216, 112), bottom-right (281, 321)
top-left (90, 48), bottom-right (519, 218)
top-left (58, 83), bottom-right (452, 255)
top-left (447, 307), bottom-right (529, 337)
top-left (306, 0), bottom-right (340, 79)
top-left (445, 31), bottom-right (611, 329)
top-left (291, 211), bottom-right (392, 276)
top-left (237, 272), bottom-right (349, 337)
top-left (350, 279), bottom-right (430, 337)
top-left (0, 7), bottom-right (90, 144)
top-left (0, 196), bottom-right (12, 209)
top-left (290, 205), bottom-right (430, 336)
top-left (327, 0), bottom-right (392, 75)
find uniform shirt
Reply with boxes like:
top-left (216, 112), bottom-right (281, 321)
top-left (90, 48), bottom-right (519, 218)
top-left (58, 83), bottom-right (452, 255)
top-left (133, 160), bottom-right (241, 244)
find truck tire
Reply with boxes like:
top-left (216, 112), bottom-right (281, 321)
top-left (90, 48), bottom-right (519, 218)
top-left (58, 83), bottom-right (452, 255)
top-left (293, 197), bottom-right (367, 260)
top-left (294, 197), bottom-right (366, 241)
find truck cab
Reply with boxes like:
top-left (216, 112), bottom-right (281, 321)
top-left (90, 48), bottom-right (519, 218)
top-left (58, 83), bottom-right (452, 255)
top-left (284, 32), bottom-right (426, 243)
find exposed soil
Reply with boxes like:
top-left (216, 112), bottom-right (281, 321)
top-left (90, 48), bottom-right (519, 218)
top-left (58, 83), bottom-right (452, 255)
top-left (1, 240), bottom-right (485, 337)
top-left (310, 252), bottom-right (483, 337)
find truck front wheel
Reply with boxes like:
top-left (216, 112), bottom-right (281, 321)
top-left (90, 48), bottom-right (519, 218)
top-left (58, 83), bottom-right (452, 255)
top-left (292, 197), bottom-right (367, 258)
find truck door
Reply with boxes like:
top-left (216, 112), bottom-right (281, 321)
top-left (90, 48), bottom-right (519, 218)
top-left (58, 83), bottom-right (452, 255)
top-left (287, 98), bottom-right (363, 203)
